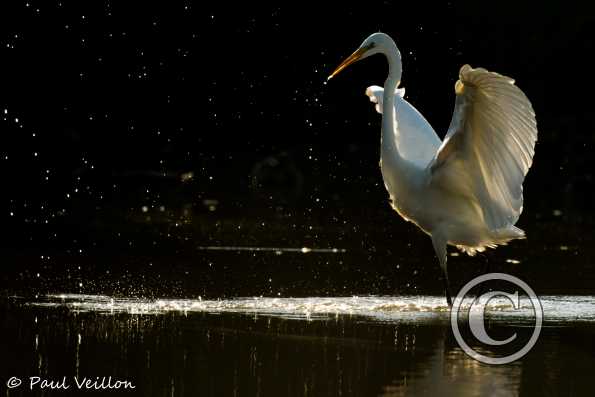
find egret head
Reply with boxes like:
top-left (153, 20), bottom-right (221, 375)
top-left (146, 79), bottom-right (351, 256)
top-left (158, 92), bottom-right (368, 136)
top-left (328, 32), bottom-right (401, 81)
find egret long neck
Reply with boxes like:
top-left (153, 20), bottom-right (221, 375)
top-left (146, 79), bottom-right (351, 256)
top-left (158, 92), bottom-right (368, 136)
top-left (381, 49), bottom-right (402, 162)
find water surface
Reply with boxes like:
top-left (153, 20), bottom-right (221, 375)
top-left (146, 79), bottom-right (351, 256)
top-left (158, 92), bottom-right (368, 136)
top-left (1, 294), bottom-right (594, 396)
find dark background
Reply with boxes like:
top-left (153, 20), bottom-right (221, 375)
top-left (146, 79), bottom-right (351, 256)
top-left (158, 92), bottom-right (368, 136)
top-left (1, 1), bottom-right (594, 298)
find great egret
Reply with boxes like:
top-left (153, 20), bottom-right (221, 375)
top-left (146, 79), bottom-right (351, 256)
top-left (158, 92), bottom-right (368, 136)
top-left (328, 33), bottom-right (537, 306)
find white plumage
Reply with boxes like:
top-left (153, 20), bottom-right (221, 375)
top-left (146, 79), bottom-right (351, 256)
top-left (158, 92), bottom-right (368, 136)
top-left (329, 33), bottom-right (538, 305)
top-left (366, 85), bottom-right (440, 168)
top-left (431, 65), bottom-right (537, 231)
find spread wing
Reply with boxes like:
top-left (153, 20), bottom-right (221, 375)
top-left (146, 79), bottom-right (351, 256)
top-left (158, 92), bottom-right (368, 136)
top-left (366, 85), bottom-right (441, 168)
top-left (429, 65), bottom-right (538, 229)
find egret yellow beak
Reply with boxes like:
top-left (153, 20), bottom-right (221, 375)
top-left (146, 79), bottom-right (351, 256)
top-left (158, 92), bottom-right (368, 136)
top-left (327, 45), bottom-right (371, 80)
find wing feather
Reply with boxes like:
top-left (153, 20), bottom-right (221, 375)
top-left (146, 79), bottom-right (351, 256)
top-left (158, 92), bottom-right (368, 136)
top-left (366, 85), bottom-right (441, 168)
top-left (430, 65), bottom-right (538, 229)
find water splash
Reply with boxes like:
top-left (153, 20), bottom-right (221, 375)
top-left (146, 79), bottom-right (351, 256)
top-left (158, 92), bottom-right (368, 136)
top-left (20, 294), bottom-right (595, 324)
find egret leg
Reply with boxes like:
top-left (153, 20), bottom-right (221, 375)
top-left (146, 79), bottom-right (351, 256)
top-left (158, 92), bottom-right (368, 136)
top-left (484, 256), bottom-right (490, 275)
top-left (432, 235), bottom-right (453, 307)
top-left (477, 255), bottom-right (490, 296)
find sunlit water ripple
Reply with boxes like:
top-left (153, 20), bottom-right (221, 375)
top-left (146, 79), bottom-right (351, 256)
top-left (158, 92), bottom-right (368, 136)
top-left (15, 294), bottom-right (595, 324)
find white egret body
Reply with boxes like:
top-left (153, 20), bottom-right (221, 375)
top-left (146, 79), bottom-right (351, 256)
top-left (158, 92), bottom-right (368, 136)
top-left (329, 33), bottom-right (537, 305)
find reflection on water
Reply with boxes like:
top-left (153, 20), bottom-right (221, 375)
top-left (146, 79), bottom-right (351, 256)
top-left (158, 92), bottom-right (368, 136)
top-left (1, 295), bottom-right (594, 396)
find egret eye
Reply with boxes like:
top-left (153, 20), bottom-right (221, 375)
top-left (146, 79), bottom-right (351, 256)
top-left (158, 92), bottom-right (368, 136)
top-left (364, 42), bottom-right (376, 51)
